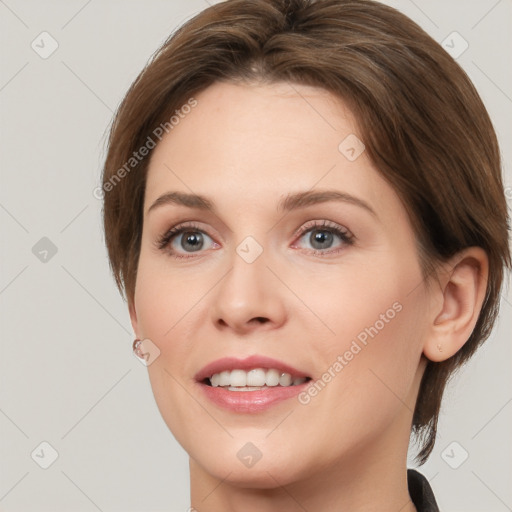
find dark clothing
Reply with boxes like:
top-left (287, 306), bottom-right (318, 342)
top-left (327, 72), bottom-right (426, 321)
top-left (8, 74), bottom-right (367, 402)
top-left (408, 469), bottom-right (439, 511)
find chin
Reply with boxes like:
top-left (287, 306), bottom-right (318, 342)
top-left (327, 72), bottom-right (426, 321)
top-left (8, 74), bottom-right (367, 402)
top-left (197, 455), bottom-right (306, 489)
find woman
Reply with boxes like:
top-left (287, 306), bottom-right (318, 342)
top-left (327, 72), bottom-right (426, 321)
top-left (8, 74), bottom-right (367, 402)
top-left (100, 0), bottom-right (510, 509)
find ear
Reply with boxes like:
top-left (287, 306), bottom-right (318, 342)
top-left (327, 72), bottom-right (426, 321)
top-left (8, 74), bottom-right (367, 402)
top-left (423, 247), bottom-right (489, 362)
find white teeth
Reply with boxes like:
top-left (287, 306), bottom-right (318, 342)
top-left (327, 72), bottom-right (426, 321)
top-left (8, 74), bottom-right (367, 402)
top-left (208, 368), bottom-right (308, 388)
top-left (266, 369), bottom-right (280, 387)
top-left (279, 372), bottom-right (292, 386)
top-left (246, 368), bottom-right (266, 387)
top-left (211, 373), bottom-right (221, 387)
top-left (230, 369), bottom-right (247, 387)
top-left (219, 370), bottom-right (231, 386)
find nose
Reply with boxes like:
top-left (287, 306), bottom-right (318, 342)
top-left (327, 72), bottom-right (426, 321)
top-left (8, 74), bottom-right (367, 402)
top-left (210, 247), bottom-right (287, 335)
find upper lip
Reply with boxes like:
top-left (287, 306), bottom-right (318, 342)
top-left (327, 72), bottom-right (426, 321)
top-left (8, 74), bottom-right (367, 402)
top-left (194, 355), bottom-right (310, 383)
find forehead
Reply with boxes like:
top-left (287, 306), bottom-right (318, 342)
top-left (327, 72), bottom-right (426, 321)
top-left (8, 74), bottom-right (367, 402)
top-left (144, 81), bottom-right (397, 220)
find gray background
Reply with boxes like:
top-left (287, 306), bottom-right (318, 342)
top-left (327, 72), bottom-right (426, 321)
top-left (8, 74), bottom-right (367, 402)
top-left (0, 0), bottom-right (510, 510)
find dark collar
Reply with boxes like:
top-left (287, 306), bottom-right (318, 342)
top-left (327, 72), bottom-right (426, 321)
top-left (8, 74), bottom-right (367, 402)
top-left (407, 469), bottom-right (439, 511)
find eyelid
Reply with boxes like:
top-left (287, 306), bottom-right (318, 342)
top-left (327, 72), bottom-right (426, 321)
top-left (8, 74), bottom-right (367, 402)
top-left (154, 221), bottom-right (215, 251)
top-left (155, 218), bottom-right (354, 258)
top-left (292, 219), bottom-right (353, 239)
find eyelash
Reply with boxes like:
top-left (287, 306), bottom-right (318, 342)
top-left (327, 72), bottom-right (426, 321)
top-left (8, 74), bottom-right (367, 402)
top-left (155, 220), bottom-right (354, 260)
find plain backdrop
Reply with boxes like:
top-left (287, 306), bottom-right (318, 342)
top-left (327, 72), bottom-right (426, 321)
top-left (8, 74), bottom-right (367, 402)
top-left (0, 0), bottom-right (511, 511)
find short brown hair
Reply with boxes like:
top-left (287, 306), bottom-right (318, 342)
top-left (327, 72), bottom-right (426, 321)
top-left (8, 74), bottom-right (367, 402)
top-left (101, 0), bottom-right (511, 463)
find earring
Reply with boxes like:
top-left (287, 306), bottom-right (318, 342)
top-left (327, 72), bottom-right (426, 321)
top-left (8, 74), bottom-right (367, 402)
top-left (133, 338), bottom-right (142, 357)
top-left (436, 343), bottom-right (443, 352)
top-left (132, 337), bottom-right (161, 366)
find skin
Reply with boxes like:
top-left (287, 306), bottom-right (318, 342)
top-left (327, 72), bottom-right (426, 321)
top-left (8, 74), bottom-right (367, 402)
top-left (129, 81), bottom-right (488, 511)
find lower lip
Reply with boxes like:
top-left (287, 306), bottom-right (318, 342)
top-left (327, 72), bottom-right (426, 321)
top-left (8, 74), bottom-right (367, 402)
top-left (197, 382), bottom-right (310, 413)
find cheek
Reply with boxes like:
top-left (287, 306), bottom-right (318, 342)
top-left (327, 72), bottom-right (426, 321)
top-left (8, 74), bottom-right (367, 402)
top-left (132, 261), bottom-right (203, 453)
top-left (132, 251), bottom-right (222, 407)
top-left (308, 281), bottom-right (427, 429)
top-left (292, 299), bottom-right (425, 473)
top-left (284, 252), bottom-right (422, 355)
top-left (133, 249), bottom-right (208, 338)
top-left (295, 254), bottom-right (426, 419)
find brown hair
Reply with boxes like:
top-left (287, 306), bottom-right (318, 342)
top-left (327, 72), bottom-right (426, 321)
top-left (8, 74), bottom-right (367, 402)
top-left (101, 0), bottom-right (511, 463)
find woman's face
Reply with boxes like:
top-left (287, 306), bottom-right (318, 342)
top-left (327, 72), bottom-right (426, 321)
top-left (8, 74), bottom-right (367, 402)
top-left (131, 81), bottom-right (434, 487)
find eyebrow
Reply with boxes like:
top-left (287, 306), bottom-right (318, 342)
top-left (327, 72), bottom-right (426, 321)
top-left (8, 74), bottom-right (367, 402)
top-left (146, 189), bottom-right (377, 218)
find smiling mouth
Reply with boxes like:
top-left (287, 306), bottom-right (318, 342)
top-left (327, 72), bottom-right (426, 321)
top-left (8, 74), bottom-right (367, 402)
top-left (202, 367), bottom-right (312, 391)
